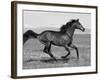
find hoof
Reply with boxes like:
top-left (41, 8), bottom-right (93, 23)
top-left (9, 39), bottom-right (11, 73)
top-left (54, 58), bottom-right (57, 61)
top-left (52, 57), bottom-right (57, 61)
top-left (61, 56), bottom-right (66, 59)
top-left (61, 56), bottom-right (69, 60)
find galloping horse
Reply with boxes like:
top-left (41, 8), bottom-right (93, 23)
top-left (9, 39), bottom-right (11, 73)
top-left (23, 19), bottom-right (85, 61)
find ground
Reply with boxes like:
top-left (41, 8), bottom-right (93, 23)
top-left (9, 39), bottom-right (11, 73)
top-left (23, 34), bottom-right (91, 69)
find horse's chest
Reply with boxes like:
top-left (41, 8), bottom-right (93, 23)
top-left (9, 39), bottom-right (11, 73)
top-left (62, 36), bottom-right (69, 40)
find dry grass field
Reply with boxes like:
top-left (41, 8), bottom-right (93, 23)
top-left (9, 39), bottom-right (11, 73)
top-left (23, 34), bottom-right (91, 69)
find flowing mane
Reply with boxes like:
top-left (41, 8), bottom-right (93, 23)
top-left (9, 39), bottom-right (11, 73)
top-left (60, 19), bottom-right (76, 33)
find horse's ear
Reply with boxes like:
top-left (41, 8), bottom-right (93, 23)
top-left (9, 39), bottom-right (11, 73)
top-left (77, 19), bottom-right (79, 22)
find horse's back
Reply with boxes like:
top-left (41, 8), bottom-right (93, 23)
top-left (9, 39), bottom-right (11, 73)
top-left (38, 31), bottom-right (57, 42)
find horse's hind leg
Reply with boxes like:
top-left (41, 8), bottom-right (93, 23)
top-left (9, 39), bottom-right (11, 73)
top-left (43, 42), bottom-right (57, 61)
top-left (43, 46), bottom-right (48, 53)
top-left (69, 44), bottom-right (79, 59)
top-left (61, 46), bottom-right (70, 59)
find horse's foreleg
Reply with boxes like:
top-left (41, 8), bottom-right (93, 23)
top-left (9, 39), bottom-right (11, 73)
top-left (61, 46), bottom-right (70, 59)
top-left (69, 44), bottom-right (79, 59)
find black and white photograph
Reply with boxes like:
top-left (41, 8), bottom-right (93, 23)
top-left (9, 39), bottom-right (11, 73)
top-left (23, 10), bottom-right (90, 69)
top-left (11, 1), bottom-right (97, 78)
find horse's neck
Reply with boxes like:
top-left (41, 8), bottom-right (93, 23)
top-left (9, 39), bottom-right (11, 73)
top-left (66, 26), bottom-right (76, 38)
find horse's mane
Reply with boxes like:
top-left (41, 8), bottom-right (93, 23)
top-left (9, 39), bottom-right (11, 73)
top-left (60, 19), bottom-right (76, 33)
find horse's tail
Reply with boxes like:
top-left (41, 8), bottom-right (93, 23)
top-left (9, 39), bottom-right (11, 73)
top-left (23, 30), bottom-right (38, 44)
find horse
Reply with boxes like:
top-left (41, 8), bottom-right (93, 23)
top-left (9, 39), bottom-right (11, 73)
top-left (23, 19), bottom-right (85, 61)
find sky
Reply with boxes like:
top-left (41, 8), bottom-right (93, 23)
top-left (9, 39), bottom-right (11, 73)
top-left (23, 10), bottom-right (91, 34)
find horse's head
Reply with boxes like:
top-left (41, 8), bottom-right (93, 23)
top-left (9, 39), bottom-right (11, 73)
top-left (73, 19), bottom-right (85, 32)
top-left (60, 19), bottom-right (85, 34)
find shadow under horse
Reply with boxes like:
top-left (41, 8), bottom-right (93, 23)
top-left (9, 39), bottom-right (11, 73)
top-left (23, 19), bottom-right (85, 61)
